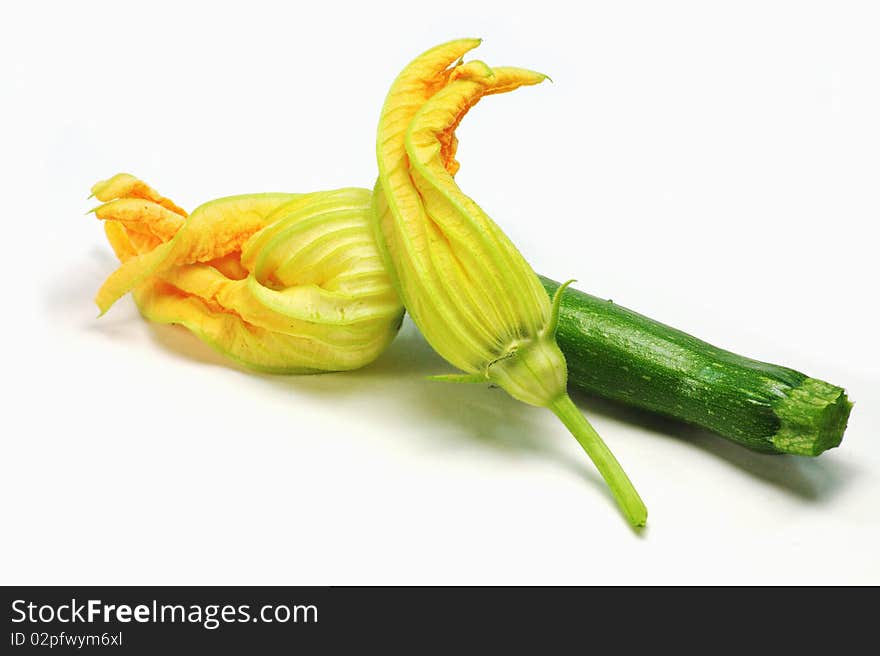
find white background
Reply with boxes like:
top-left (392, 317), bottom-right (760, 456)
top-left (2, 1), bottom-right (878, 584)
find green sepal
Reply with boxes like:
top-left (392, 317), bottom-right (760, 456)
top-left (546, 278), bottom-right (576, 338)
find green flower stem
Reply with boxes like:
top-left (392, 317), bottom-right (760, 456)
top-left (550, 394), bottom-right (648, 527)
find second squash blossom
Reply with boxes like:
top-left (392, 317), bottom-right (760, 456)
top-left (90, 174), bottom-right (403, 373)
top-left (372, 39), bottom-right (648, 526)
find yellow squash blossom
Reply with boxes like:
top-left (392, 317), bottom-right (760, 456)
top-left (91, 174), bottom-right (403, 373)
top-left (372, 40), bottom-right (647, 526)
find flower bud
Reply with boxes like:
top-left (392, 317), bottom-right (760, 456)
top-left (372, 40), bottom-right (647, 525)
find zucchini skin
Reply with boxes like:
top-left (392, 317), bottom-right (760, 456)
top-left (540, 277), bottom-right (852, 455)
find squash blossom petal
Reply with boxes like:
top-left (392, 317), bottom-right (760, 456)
top-left (90, 174), bottom-right (403, 373)
top-left (372, 40), bottom-right (647, 526)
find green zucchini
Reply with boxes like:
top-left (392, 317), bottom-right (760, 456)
top-left (540, 277), bottom-right (852, 456)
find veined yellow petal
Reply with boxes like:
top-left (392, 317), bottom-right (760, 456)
top-left (133, 278), bottom-right (396, 374)
top-left (96, 241), bottom-right (174, 315)
top-left (94, 193), bottom-right (301, 314)
top-left (91, 173), bottom-right (187, 217)
top-left (204, 251), bottom-right (249, 280)
top-left (406, 70), bottom-right (551, 341)
top-left (93, 198), bottom-right (186, 242)
top-left (240, 188), bottom-right (372, 272)
top-left (103, 221), bottom-right (138, 262)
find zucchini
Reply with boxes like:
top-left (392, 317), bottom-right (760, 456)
top-left (540, 277), bottom-right (852, 455)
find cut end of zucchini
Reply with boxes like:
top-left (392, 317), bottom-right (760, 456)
top-left (771, 378), bottom-right (853, 456)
